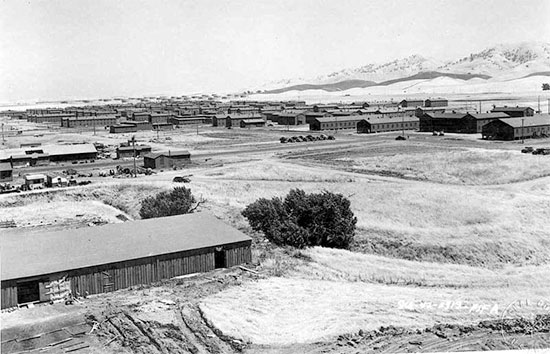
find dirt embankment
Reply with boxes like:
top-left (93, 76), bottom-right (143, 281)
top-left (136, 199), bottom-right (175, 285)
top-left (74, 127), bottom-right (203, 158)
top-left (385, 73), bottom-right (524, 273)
top-left (85, 268), bottom-right (257, 354)
top-left (246, 316), bottom-right (550, 354)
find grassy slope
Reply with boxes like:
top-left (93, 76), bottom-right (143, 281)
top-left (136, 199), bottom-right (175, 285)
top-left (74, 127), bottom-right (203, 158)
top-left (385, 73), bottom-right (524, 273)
top-left (4, 156), bottom-right (550, 346)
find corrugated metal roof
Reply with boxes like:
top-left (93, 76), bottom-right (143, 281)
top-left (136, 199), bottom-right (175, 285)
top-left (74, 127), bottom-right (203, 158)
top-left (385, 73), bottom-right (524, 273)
top-left (0, 212), bottom-right (251, 280)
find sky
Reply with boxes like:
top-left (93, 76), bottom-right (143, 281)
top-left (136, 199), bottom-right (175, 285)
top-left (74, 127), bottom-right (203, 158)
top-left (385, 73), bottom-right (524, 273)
top-left (0, 0), bottom-right (549, 102)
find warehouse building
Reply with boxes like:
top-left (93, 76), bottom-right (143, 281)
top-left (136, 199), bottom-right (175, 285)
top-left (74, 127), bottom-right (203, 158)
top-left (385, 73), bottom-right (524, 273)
top-left (399, 99), bottom-right (424, 108)
top-left (490, 106), bottom-right (535, 118)
top-left (419, 112), bottom-right (509, 133)
top-left (27, 113), bottom-right (75, 124)
top-left (482, 115), bottom-right (550, 140)
top-left (271, 111), bottom-right (307, 125)
top-left (1, 213), bottom-right (252, 309)
top-left (0, 144), bottom-right (97, 165)
top-left (61, 115), bottom-right (118, 128)
top-left (116, 145), bottom-right (152, 159)
top-left (309, 116), bottom-right (365, 131)
top-left (357, 116), bottom-right (420, 133)
top-left (143, 150), bottom-right (191, 169)
top-left (424, 98), bottom-right (449, 107)
top-left (169, 116), bottom-right (213, 126)
top-left (212, 113), bottom-right (263, 128)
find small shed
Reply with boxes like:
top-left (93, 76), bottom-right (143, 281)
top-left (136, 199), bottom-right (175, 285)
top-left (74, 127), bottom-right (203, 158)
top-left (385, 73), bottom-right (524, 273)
top-left (24, 174), bottom-right (47, 187)
top-left (46, 174), bottom-right (68, 187)
top-left (143, 150), bottom-right (191, 169)
top-left (0, 162), bottom-right (13, 182)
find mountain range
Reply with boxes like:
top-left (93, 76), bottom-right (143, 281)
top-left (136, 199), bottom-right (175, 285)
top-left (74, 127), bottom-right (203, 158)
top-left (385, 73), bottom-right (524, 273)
top-left (258, 42), bottom-right (550, 94)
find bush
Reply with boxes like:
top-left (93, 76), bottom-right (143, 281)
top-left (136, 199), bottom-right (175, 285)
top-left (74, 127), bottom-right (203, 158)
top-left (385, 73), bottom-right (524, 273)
top-left (242, 189), bottom-right (357, 249)
top-left (139, 187), bottom-right (197, 219)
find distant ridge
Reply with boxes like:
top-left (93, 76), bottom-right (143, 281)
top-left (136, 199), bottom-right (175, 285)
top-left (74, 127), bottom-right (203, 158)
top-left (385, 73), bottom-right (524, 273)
top-left (262, 80), bottom-right (377, 94)
top-left (257, 42), bottom-right (550, 94)
top-left (261, 72), bottom-right (492, 94)
top-left (377, 71), bottom-right (491, 86)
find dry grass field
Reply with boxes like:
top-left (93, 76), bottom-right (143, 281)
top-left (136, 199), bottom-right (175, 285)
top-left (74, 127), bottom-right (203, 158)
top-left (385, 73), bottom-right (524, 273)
top-left (3, 130), bottom-right (550, 350)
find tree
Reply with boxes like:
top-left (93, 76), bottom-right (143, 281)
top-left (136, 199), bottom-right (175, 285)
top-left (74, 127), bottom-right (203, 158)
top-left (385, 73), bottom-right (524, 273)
top-left (542, 83), bottom-right (550, 91)
top-left (242, 189), bottom-right (357, 249)
top-left (139, 187), bottom-right (203, 219)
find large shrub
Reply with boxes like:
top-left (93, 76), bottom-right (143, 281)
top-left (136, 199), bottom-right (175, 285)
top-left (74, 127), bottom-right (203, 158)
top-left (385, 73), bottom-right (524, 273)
top-left (242, 189), bottom-right (357, 249)
top-left (139, 187), bottom-right (198, 219)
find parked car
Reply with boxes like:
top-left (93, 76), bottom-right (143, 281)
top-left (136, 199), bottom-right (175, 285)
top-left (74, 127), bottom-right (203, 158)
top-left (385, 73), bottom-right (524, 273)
top-left (521, 146), bottom-right (534, 153)
top-left (280, 137), bottom-right (288, 143)
top-left (395, 136), bottom-right (406, 141)
top-left (327, 135), bottom-right (335, 140)
top-left (532, 148), bottom-right (550, 155)
top-left (173, 176), bottom-right (191, 183)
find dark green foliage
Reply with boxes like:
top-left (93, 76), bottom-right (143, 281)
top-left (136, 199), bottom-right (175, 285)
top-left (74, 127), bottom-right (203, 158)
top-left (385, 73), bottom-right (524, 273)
top-left (242, 189), bottom-right (357, 249)
top-left (543, 83), bottom-right (550, 91)
top-left (139, 187), bottom-right (196, 219)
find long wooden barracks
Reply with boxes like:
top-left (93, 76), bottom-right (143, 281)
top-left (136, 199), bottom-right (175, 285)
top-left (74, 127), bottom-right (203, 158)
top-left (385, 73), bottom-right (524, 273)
top-left (1, 213), bottom-right (252, 309)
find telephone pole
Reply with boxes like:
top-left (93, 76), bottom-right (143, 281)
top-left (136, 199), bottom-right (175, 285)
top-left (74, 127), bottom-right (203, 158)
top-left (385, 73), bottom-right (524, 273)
top-left (521, 118), bottom-right (524, 144)
top-left (132, 135), bottom-right (137, 178)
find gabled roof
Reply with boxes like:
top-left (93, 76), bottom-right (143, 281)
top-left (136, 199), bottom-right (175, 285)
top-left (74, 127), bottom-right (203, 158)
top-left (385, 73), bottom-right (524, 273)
top-left (493, 115), bottom-right (550, 128)
top-left (466, 112), bottom-right (510, 120)
top-left (424, 113), bottom-right (467, 119)
top-left (364, 116), bottom-right (420, 124)
top-left (315, 116), bottom-right (365, 123)
top-left (491, 106), bottom-right (534, 112)
top-left (0, 162), bottom-right (13, 171)
top-left (1, 212), bottom-right (251, 280)
top-left (143, 150), bottom-right (190, 159)
top-left (240, 119), bottom-right (265, 124)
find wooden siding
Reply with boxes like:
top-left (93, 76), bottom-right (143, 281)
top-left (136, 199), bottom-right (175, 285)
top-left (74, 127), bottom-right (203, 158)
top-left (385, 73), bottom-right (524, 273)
top-left (1, 242), bottom-right (251, 309)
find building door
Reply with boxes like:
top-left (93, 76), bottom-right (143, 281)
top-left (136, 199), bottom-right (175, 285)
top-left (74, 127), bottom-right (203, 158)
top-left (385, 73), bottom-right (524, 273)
top-left (102, 271), bottom-right (114, 292)
top-left (215, 247), bottom-right (226, 268)
top-left (17, 280), bottom-right (40, 304)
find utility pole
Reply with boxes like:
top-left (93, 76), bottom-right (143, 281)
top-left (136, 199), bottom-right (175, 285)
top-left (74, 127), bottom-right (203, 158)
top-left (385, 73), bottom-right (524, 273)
top-left (1, 123), bottom-right (4, 144)
top-left (479, 101), bottom-right (482, 113)
top-left (401, 115), bottom-right (405, 137)
top-left (93, 116), bottom-right (96, 135)
top-left (538, 96), bottom-right (541, 114)
top-left (521, 118), bottom-right (524, 144)
top-left (132, 135), bottom-right (137, 178)
top-left (548, 99), bottom-right (550, 114)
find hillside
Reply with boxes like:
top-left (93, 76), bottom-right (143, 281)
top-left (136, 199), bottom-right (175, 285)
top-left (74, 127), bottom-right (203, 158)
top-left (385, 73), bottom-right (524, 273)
top-left (259, 42), bottom-right (550, 94)
top-left (263, 80), bottom-right (377, 94)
